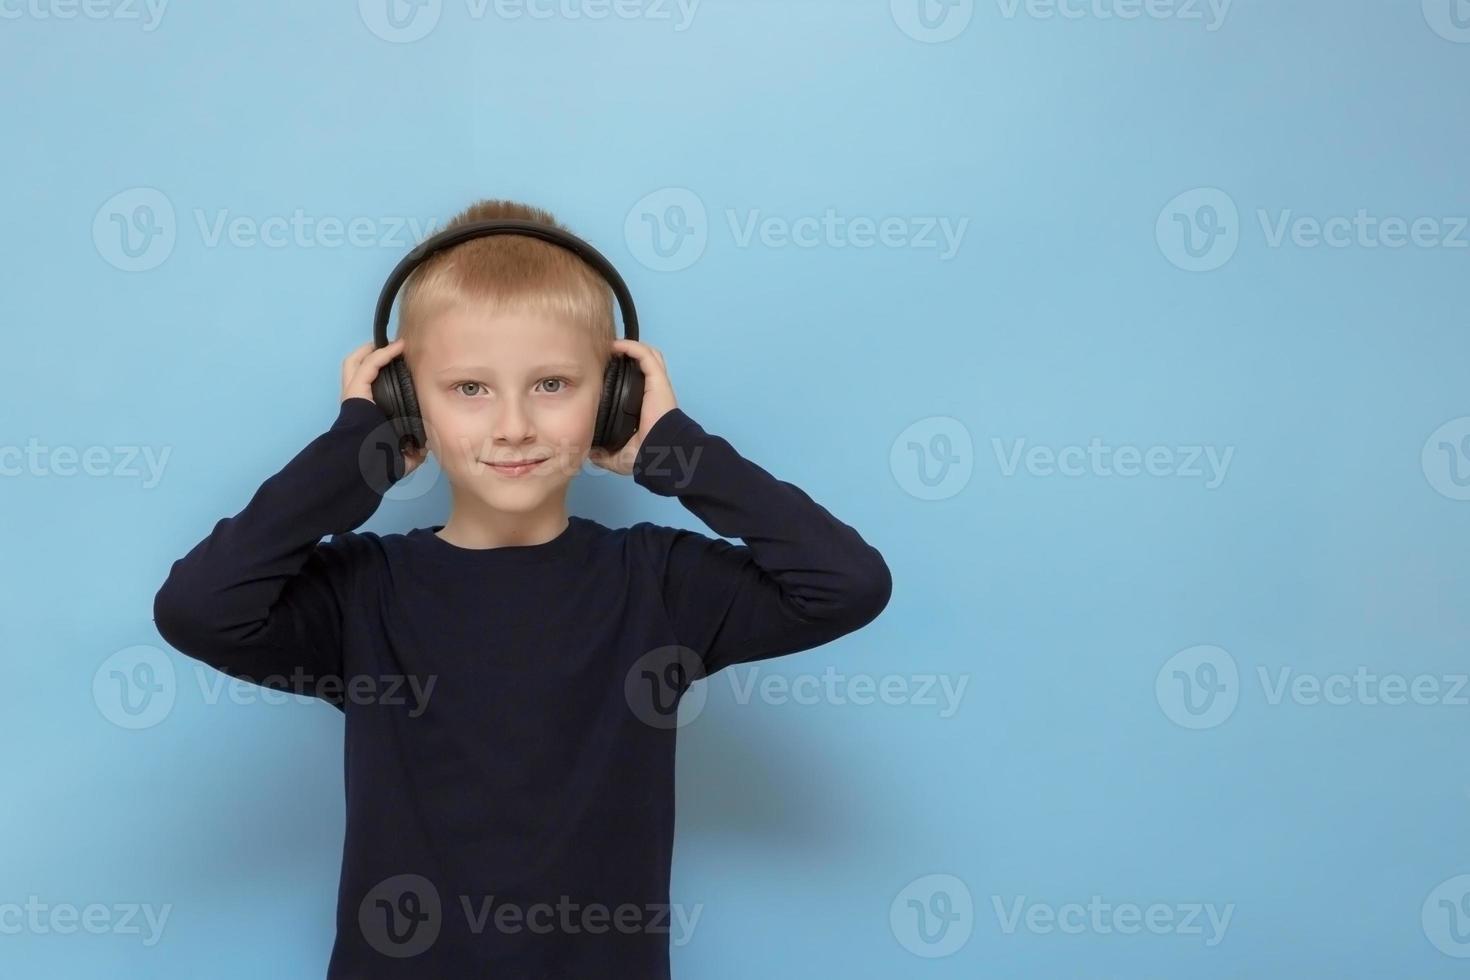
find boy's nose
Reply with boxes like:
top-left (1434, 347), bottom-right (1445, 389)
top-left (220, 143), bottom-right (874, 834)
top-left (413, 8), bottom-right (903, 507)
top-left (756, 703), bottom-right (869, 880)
top-left (491, 399), bottom-right (535, 444)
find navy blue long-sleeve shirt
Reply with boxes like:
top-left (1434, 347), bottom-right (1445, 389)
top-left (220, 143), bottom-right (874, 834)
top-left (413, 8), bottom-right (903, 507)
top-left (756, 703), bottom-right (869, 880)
top-left (152, 395), bottom-right (892, 978)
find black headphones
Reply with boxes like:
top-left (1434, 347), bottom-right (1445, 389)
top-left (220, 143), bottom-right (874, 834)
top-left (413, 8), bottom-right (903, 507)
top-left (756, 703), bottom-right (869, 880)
top-left (371, 218), bottom-right (645, 454)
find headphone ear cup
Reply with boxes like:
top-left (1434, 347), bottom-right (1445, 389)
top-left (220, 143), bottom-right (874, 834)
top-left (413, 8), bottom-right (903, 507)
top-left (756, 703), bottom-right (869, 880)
top-left (395, 359), bottom-right (426, 450)
top-left (594, 354), bottom-right (645, 452)
top-left (371, 356), bottom-right (426, 452)
top-left (593, 358), bottom-right (619, 450)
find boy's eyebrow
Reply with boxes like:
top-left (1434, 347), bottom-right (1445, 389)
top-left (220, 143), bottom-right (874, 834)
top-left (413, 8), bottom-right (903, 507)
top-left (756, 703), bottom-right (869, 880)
top-left (434, 362), bottom-right (587, 377)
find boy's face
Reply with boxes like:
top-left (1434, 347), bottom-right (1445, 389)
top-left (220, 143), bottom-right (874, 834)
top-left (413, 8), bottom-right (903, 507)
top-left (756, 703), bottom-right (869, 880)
top-left (409, 306), bottom-right (605, 515)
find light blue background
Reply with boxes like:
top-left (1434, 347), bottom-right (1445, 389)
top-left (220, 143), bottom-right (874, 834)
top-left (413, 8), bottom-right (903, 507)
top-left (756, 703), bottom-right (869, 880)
top-left (3, 0), bottom-right (1468, 976)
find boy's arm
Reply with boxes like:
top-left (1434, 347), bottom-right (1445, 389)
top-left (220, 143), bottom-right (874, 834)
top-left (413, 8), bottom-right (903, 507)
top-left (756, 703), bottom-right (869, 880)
top-left (632, 408), bottom-right (892, 679)
top-left (151, 397), bottom-right (397, 707)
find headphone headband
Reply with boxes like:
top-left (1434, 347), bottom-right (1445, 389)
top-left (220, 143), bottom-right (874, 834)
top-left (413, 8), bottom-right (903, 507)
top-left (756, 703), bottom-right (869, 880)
top-left (372, 218), bottom-right (639, 347)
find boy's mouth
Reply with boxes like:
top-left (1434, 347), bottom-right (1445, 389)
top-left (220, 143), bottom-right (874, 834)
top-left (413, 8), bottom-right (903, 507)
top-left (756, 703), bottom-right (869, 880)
top-left (480, 456), bottom-right (550, 477)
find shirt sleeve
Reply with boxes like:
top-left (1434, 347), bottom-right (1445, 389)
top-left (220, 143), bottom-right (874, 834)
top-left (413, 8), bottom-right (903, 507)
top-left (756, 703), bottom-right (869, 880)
top-left (631, 407), bottom-right (892, 679)
top-left (151, 397), bottom-right (399, 708)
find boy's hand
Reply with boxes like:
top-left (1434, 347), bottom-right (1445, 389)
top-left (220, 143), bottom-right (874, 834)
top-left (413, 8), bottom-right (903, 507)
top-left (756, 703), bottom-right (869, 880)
top-left (341, 339), bottom-right (428, 477)
top-left (589, 338), bottom-right (678, 476)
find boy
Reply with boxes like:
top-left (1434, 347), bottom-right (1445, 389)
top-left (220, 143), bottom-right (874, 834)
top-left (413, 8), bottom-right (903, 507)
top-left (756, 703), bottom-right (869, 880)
top-left (152, 199), bottom-right (892, 978)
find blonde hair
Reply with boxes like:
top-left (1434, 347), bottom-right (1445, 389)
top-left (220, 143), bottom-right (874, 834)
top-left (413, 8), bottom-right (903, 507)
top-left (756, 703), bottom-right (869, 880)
top-left (396, 199), bottom-right (614, 367)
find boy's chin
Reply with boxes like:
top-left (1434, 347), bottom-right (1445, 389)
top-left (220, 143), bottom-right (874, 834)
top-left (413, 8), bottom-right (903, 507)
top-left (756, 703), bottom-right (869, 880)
top-left (474, 482), bottom-right (564, 512)
top-left (443, 456), bottom-right (582, 506)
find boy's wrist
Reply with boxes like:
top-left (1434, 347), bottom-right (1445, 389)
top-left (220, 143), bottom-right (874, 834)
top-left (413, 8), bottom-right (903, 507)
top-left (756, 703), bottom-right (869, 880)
top-left (335, 396), bottom-right (388, 431)
top-left (633, 408), bottom-right (702, 494)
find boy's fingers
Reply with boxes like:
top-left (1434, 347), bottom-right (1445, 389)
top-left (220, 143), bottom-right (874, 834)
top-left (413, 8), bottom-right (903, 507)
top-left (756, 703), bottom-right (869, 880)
top-left (613, 338), bottom-right (665, 374)
top-left (369, 340), bottom-right (405, 366)
top-left (343, 342), bottom-right (377, 376)
top-left (350, 340), bottom-right (404, 379)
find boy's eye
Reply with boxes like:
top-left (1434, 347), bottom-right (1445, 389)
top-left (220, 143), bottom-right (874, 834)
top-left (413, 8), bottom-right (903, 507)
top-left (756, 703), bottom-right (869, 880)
top-left (453, 378), bottom-right (570, 397)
